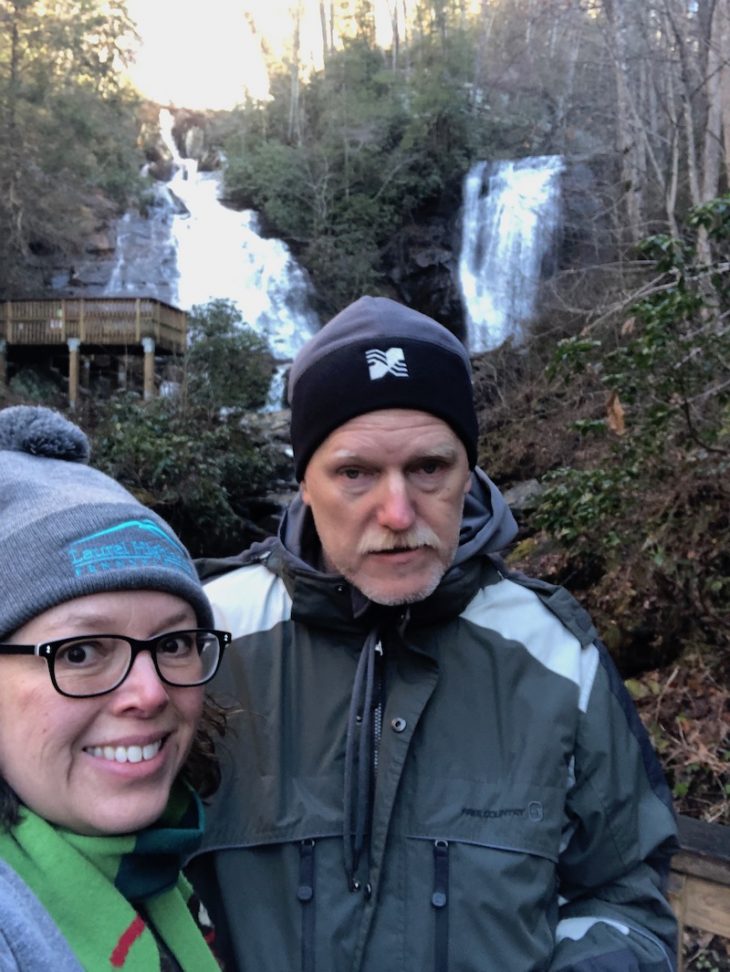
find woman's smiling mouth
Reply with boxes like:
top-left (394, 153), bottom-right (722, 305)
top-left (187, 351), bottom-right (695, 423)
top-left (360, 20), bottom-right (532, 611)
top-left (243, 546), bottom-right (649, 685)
top-left (84, 738), bottom-right (164, 764)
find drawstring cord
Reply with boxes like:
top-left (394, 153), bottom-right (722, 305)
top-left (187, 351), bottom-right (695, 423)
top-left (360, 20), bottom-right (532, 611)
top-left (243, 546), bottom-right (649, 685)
top-left (343, 628), bottom-right (379, 889)
top-left (342, 609), bottom-right (410, 891)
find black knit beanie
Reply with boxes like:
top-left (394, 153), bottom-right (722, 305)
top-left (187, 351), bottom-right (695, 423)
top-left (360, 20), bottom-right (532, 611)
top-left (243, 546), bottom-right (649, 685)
top-left (288, 296), bottom-right (478, 480)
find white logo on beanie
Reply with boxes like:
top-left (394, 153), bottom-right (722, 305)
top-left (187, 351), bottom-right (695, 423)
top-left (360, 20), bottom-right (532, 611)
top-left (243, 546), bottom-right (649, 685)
top-left (365, 348), bottom-right (409, 380)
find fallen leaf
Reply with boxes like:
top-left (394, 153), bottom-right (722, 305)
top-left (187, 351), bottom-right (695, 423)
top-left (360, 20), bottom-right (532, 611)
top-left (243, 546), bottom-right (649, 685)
top-left (606, 390), bottom-right (626, 435)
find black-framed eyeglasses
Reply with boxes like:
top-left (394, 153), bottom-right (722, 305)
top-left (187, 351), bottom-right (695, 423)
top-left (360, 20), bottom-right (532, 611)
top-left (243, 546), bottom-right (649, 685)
top-left (0, 629), bottom-right (231, 698)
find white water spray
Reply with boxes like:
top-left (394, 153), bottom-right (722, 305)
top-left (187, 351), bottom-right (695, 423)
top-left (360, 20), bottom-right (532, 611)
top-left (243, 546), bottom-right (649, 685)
top-left (458, 157), bottom-right (563, 352)
top-left (157, 110), bottom-right (318, 363)
top-left (105, 110), bottom-right (319, 406)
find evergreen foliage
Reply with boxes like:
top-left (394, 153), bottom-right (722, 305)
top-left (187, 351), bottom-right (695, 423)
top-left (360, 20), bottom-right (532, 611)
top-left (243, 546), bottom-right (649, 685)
top-left (91, 394), bottom-right (277, 558)
top-left (87, 299), bottom-right (279, 555)
top-left (222, 57), bottom-right (476, 312)
top-left (219, 3), bottom-right (600, 314)
top-left (0, 0), bottom-right (142, 296)
top-left (533, 199), bottom-right (730, 664)
top-left (184, 299), bottom-right (274, 413)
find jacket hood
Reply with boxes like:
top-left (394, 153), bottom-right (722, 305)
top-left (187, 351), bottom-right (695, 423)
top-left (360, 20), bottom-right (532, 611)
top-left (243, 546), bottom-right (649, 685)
top-left (196, 469), bottom-right (518, 625)
top-left (278, 466), bottom-right (517, 578)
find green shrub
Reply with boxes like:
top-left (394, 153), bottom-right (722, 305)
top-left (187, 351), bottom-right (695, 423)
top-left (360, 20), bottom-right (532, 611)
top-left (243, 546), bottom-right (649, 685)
top-left (184, 299), bottom-right (274, 413)
top-left (92, 395), bottom-right (277, 557)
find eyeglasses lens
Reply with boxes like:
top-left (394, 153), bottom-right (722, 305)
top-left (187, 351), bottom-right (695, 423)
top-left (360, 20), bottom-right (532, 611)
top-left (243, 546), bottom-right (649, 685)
top-left (53, 632), bottom-right (220, 697)
top-left (154, 630), bottom-right (219, 685)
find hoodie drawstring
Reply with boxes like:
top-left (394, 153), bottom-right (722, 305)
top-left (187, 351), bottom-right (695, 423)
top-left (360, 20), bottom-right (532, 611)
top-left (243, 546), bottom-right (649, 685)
top-left (343, 628), bottom-right (380, 889)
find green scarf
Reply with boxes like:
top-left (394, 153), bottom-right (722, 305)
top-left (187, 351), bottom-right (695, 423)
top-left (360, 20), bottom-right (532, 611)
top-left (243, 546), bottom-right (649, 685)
top-left (0, 786), bottom-right (221, 971)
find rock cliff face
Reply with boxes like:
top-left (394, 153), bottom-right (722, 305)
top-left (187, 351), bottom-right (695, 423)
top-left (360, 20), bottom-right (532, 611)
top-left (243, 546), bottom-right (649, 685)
top-left (384, 206), bottom-right (468, 338)
top-left (30, 105), bottom-right (219, 303)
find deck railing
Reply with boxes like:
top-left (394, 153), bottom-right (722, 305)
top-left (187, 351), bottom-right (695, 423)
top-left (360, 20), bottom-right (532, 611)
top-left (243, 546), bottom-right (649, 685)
top-left (1, 298), bottom-right (186, 354)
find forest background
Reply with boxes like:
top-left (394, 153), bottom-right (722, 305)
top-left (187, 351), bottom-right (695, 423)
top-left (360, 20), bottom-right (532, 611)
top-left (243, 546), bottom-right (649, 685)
top-left (0, 0), bottom-right (728, 890)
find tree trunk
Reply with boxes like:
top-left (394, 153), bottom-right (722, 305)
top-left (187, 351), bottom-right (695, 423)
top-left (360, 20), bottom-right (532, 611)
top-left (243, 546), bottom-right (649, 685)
top-left (602, 0), bottom-right (646, 243)
top-left (719, 2), bottom-right (730, 185)
top-left (319, 0), bottom-right (329, 66)
top-left (287, 3), bottom-right (302, 145)
top-left (700, 0), bottom-right (726, 203)
top-left (0, 1), bottom-right (29, 291)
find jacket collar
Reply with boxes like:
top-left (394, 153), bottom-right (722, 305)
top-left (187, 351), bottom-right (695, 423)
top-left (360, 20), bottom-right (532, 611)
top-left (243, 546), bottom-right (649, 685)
top-left (267, 467), bottom-right (517, 632)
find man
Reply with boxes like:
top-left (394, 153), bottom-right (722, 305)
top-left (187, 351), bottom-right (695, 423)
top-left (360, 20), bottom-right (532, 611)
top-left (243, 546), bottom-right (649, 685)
top-left (189, 296), bottom-right (678, 971)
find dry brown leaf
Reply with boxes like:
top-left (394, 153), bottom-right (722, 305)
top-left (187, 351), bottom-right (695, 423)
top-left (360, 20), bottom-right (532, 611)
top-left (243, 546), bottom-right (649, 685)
top-left (606, 390), bottom-right (626, 435)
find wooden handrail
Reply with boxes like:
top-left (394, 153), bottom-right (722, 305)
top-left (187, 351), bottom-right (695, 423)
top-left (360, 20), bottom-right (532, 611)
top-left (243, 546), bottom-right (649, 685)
top-left (0, 297), bottom-right (186, 354)
top-left (669, 816), bottom-right (730, 970)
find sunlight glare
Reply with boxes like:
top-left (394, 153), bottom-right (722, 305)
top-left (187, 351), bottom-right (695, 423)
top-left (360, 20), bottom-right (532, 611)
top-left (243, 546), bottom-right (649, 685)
top-left (125, 0), bottom-right (270, 109)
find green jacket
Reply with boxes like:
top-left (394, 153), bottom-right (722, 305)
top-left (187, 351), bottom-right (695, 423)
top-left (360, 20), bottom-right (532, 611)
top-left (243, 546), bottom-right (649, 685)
top-left (190, 471), bottom-right (678, 972)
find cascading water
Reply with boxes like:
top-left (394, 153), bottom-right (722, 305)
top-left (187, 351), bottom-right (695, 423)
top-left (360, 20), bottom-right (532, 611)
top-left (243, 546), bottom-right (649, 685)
top-left (458, 156), bottom-right (563, 352)
top-left (105, 109), bottom-right (319, 406)
top-left (157, 110), bottom-right (319, 363)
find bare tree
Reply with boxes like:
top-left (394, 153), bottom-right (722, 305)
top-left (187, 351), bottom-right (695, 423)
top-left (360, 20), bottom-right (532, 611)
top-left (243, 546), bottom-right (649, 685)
top-left (288, 1), bottom-right (303, 144)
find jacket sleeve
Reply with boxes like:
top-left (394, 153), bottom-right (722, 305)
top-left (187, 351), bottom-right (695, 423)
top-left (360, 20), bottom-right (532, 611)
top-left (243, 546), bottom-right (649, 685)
top-left (0, 862), bottom-right (84, 972)
top-left (548, 642), bottom-right (679, 972)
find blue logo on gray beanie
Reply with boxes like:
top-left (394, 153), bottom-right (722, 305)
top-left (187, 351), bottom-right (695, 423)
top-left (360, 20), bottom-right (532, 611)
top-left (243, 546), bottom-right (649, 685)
top-left (67, 519), bottom-right (196, 578)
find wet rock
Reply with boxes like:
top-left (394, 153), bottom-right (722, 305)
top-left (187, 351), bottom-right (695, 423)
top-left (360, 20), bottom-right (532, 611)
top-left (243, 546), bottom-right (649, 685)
top-left (503, 478), bottom-right (544, 513)
top-left (147, 158), bottom-right (175, 182)
top-left (84, 231), bottom-right (115, 255)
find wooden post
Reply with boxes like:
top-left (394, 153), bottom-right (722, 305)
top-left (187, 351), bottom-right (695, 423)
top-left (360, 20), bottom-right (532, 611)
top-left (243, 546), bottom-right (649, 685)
top-left (0, 339), bottom-right (6, 390)
top-left (67, 337), bottom-right (81, 410)
top-left (79, 298), bottom-right (86, 341)
top-left (117, 353), bottom-right (127, 391)
top-left (141, 336), bottom-right (155, 401)
top-left (135, 298), bottom-right (141, 342)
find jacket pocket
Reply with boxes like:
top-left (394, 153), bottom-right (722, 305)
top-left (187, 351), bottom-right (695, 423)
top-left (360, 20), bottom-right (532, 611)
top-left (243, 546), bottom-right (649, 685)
top-left (399, 780), bottom-right (563, 972)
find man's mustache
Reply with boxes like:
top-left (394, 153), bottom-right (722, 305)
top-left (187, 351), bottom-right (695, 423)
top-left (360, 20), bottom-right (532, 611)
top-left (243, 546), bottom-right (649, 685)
top-left (357, 525), bottom-right (442, 555)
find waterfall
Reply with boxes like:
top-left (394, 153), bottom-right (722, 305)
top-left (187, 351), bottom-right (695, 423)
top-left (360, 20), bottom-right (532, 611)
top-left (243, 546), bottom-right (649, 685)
top-left (105, 109), bottom-right (319, 406)
top-left (157, 110), bottom-right (319, 363)
top-left (458, 156), bottom-right (563, 352)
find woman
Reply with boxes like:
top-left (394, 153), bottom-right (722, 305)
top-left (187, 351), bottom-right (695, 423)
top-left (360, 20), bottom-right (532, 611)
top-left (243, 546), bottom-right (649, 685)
top-left (0, 405), bottom-right (230, 971)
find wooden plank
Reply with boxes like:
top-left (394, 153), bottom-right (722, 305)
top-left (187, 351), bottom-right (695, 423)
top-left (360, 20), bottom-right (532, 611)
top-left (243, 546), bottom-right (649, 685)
top-left (675, 817), bottom-right (730, 886)
top-left (669, 818), bottom-right (730, 971)
top-left (669, 871), bottom-right (730, 937)
top-left (677, 816), bottom-right (730, 864)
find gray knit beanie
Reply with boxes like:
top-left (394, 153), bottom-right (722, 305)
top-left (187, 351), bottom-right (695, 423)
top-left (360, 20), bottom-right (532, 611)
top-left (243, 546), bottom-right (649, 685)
top-left (288, 296), bottom-right (478, 480)
top-left (0, 405), bottom-right (213, 640)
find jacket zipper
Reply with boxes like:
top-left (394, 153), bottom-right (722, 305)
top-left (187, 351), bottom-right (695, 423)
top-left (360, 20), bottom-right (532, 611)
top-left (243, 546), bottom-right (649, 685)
top-left (373, 640), bottom-right (384, 775)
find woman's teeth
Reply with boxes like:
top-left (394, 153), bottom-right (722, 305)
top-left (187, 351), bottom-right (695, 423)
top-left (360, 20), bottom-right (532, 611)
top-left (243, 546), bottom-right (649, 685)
top-left (86, 740), bottom-right (162, 764)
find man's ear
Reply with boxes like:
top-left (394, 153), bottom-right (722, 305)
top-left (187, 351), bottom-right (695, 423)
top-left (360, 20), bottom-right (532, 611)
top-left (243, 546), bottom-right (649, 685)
top-left (300, 480), bottom-right (311, 507)
top-left (463, 470), bottom-right (473, 496)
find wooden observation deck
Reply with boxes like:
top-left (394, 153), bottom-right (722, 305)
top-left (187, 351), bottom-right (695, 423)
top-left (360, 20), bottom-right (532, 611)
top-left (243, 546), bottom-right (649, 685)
top-left (0, 297), bottom-right (187, 406)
